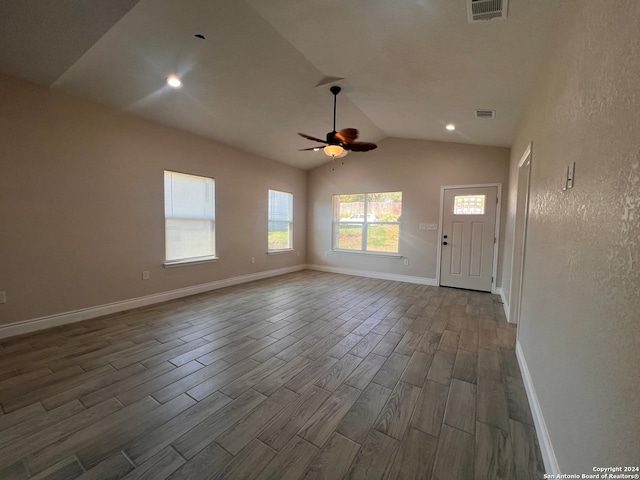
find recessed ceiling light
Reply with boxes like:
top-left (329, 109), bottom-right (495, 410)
top-left (313, 147), bottom-right (320, 152)
top-left (445, 124), bottom-right (456, 131)
top-left (166, 75), bottom-right (182, 89)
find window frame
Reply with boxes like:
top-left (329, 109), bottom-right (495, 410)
top-left (163, 170), bottom-right (217, 267)
top-left (267, 189), bottom-right (294, 253)
top-left (332, 191), bottom-right (402, 255)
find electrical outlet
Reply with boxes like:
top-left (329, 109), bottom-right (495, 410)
top-left (142, 271), bottom-right (150, 280)
top-left (251, 257), bottom-right (255, 264)
top-left (403, 258), bottom-right (409, 266)
top-left (0, 291), bottom-right (6, 304)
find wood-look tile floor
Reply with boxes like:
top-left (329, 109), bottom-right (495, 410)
top-left (0, 271), bottom-right (546, 479)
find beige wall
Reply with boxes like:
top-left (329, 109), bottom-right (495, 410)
top-left (307, 137), bottom-right (510, 283)
top-left (0, 74), bottom-right (307, 326)
top-left (501, 0), bottom-right (640, 472)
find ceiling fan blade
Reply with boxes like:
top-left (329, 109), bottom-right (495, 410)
top-left (335, 128), bottom-right (359, 144)
top-left (298, 132), bottom-right (327, 144)
top-left (298, 147), bottom-right (322, 151)
top-left (346, 142), bottom-right (377, 152)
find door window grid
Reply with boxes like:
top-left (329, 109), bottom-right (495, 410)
top-left (453, 195), bottom-right (486, 215)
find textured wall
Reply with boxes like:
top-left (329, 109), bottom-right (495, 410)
top-left (0, 74), bottom-right (307, 325)
top-left (503, 0), bottom-right (640, 472)
top-left (307, 137), bottom-right (510, 283)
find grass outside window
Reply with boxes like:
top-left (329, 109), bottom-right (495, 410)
top-left (332, 191), bottom-right (402, 254)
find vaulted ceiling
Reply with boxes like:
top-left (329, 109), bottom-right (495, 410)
top-left (0, 0), bottom-right (566, 169)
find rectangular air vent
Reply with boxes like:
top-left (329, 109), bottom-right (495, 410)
top-left (475, 109), bottom-right (496, 119)
top-left (468, 0), bottom-right (508, 23)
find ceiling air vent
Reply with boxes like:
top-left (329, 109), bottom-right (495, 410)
top-left (468, 0), bottom-right (508, 23)
top-left (475, 109), bottom-right (496, 119)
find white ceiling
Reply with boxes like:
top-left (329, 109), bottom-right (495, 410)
top-left (0, 0), bottom-right (565, 169)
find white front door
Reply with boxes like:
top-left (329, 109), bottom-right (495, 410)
top-left (440, 186), bottom-right (498, 292)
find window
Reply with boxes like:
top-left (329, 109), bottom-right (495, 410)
top-left (268, 189), bottom-right (293, 251)
top-left (164, 171), bottom-right (215, 264)
top-left (333, 192), bottom-right (402, 253)
top-left (453, 195), bottom-right (486, 215)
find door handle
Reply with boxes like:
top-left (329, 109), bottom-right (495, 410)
top-left (443, 241), bottom-right (448, 245)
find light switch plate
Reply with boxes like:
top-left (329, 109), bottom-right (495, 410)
top-left (567, 161), bottom-right (575, 189)
top-left (563, 162), bottom-right (576, 190)
top-left (426, 224), bottom-right (438, 230)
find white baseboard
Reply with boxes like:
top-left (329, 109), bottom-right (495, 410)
top-left (496, 287), bottom-right (511, 322)
top-left (307, 264), bottom-right (437, 286)
top-left (0, 265), bottom-right (306, 340)
top-left (516, 341), bottom-right (560, 475)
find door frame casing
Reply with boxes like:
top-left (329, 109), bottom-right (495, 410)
top-left (509, 143), bottom-right (533, 325)
top-left (436, 183), bottom-right (502, 294)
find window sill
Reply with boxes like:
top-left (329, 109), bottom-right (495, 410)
top-left (267, 249), bottom-right (295, 255)
top-left (331, 250), bottom-right (402, 258)
top-left (163, 256), bottom-right (219, 268)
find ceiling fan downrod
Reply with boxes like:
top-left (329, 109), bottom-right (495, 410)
top-left (330, 86), bottom-right (341, 138)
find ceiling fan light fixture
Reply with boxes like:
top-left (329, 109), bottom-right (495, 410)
top-left (324, 144), bottom-right (348, 158)
top-left (166, 75), bottom-right (182, 89)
